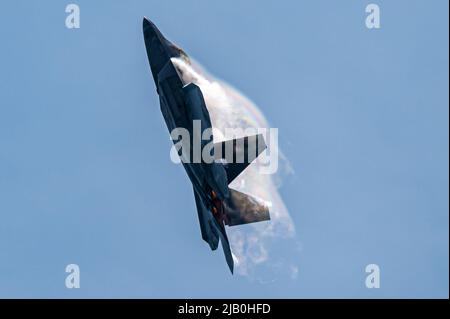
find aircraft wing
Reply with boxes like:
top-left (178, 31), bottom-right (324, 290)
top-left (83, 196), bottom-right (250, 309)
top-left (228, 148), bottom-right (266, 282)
top-left (214, 134), bottom-right (267, 184)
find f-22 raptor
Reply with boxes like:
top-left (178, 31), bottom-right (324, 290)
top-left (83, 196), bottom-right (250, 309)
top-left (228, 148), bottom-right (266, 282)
top-left (143, 17), bottom-right (270, 273)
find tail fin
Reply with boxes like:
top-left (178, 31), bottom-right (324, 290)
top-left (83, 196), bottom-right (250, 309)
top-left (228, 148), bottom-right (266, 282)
top-left (223, 188), bottom-right (270, 226)
top-left (214, 134), bottom-right (267, 184)
top-left (210, 218), bottom-right (234, 273)
top-left (193, 188), bottom-right (234, 273)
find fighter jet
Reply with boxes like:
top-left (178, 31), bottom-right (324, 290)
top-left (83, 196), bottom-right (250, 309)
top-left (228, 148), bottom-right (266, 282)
top-left (142, 17), bottom-right (270, 273)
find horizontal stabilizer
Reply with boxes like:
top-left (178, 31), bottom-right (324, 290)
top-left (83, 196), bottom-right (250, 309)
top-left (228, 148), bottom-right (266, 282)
top-left (214, 134), bottom-right (266, 184)
top-left (223, 188), bottom-right (270, 226)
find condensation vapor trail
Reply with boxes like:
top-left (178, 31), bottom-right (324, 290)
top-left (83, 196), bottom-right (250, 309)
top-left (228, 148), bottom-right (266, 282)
top-left (171, 57), bottom-right (299, 279)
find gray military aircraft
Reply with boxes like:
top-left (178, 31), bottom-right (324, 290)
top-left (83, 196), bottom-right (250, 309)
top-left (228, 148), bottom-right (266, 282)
top-left (143, 17), bottom-right (270, 273)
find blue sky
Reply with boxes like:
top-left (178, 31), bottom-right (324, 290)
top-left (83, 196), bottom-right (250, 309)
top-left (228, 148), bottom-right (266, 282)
top-left (0, 0), bottom-right (448, 298)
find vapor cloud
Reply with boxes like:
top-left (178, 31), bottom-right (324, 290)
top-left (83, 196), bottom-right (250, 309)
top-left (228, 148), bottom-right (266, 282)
top-left (172, 57), bottom-right (299, 280)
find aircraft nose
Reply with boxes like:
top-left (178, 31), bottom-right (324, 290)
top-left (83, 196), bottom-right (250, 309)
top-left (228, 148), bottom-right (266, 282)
top-left (143, 16), bottom-right (151, 27)
top-left (143, 17), bottom-right (165, 49)
top-left (143, 17), bottom-right (174, 87)
top-left (143, 17), bottom-right (186, 59)
top-left (143, 17), bottom-right (158, 37)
